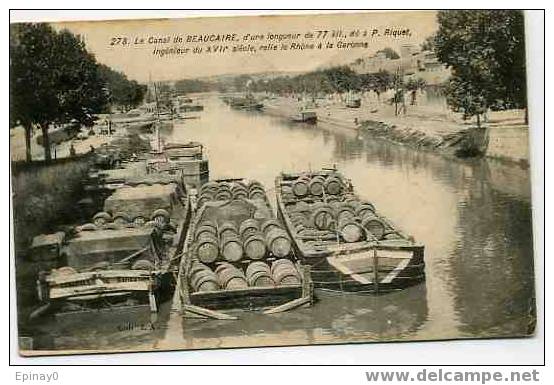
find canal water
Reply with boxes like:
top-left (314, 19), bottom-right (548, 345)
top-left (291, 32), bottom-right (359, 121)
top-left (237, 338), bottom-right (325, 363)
top-left (24, 95), bottom-right (535, 353)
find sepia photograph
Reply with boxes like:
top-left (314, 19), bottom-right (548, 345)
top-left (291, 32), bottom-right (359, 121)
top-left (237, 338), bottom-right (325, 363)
top-left (9, 9), bottom-right (538, 358)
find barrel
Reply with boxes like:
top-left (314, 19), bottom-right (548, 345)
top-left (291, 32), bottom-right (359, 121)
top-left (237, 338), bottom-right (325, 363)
top-left (353, 201), bottom-right (376, 218)
top-left (200, 181), bottom-right (219, 194)
top-left (310, 204), bottom-right (335, 230)
top-left (335, 204), bottom-right (356, 222)
top-left (190, 263), bottom-right (219, 292)
top-left (245, 261), bottom-right (274, 287)
top-left (360, 213), bottom-right (386, 240)
top-left (218, 221), bottom-right (238, 238)
top-left (271, 259), bottom-right (301, 285)
top-left (248, 185), bottom-right (266, 200)
top-left (231, 184), bottom-right (248, 199)
top-left (291, 175), bottom-right (310, 197)
top-left (194, 233), bottom-right (219, 264)
top-left (337, 218), bottom-right (364, 243)
top-left (197, 195), bottom-right (212, 207)
top-left (325, 174), bottom-right (344, 195)
top-left (195, 224), bottom-right (218, 239)
top-left (260, 218), bottom-right (282, 235)
top-left (215, 263), bottom-right (248, 290)
top-left (248, 180), bottom-right (264, 190)
top-left (215, 189), bottom-right (233, 201)
top-left (238, 219), bottom-right (259, 238)
top-left (308, 175), bottom-right (326, 196)
top-left (265, 228), bottom-right (292, 258)
top-left (220, 234), bottom-right (244, 262)
top-left (242, 232), bottom-right (267, 260)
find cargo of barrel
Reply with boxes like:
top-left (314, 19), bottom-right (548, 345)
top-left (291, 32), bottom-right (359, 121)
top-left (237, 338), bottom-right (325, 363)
top-left (177, 178), bottom-right (313, 319)
top-left (275, 169), bottom-right (425, 294)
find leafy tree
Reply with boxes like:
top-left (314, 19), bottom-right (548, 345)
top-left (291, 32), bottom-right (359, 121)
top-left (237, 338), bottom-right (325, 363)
top-left (10, 23), bottom-right (108, 161)
top-left (434, 10), bottom-right (527, 127)
top-left (98, 64), bottom-right (147, 112)
top-left (420, 35), bottom-right (436, 52)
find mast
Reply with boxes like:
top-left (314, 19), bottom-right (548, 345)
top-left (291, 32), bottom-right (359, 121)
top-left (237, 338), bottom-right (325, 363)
top-left (153, 78), bottom-right (162, 153)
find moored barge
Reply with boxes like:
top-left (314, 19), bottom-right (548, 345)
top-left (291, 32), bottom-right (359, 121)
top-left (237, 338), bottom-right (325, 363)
top-left (177, 178), bottom-right (313, 320)
top-left (275, 168), bottom-right (425, 294)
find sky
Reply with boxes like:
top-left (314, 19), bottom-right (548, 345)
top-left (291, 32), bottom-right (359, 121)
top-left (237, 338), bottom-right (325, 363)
top-left (52, 11), bottom-right (439, 83)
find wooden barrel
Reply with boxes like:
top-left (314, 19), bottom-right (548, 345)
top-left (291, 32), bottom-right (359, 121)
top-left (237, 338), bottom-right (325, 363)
top-left (360, 213), bottom-right (386, 240)
top-left (245, 261), bottom-right (274, 287)
top-left (218, 221), bottom-right (238, 238)
top-left (215, 189), bottom-right (233, 201)
top-left (194, 233), bottom-right (219, 264)
top-left (260, 218), bottom-right (282, 235)
top-left (325, 174), bottom-right (344, 195)
top-left (231, 184), bottom-right (248, 199)
top-left (239, 219), bottom-right (259, 238)
top-left (195, 224), bottom-right (218, 239)
top-left (200, 181), bottom-right (219, 194)
top-left (335, 204), bottom-right (356, 222)
top-left (310, 204), bottom-right (335, 230)
top-left (337, 218), bottom-right (364, 243)
top-left (265, 228), bottom-right (292, 258)
top-left (248, 185), bottom-right (266, 200)
top-left (220, 234), bottom-right (244, 262)
top-left (308, 175), bottom-right (326, 196)
top-left (215, 263), bottom-right (248, 289)
top-left (291, 175), bottom-right (310, 197)
top-left (353, 201), bottom-right (376, 218)
top-left (190, 263), bottom-right (219, 292)
top-left (271, 259), bottom-right (301, 285)
top-left (242, 232), bottom-right (267, 260)
top-left (248, 180), bottom-right (264, 190)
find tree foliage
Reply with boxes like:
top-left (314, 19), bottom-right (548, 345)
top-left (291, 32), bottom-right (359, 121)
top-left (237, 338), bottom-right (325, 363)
top-left (97, 64), bottom-right (147, 112)
top-left (10, 23), bottom-right (109, 161)
top-left (434, 10), bottom-right (527, 125)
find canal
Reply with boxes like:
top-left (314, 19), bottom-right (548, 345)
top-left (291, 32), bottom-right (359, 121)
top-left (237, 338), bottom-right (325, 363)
top-left (25, 94), bottom-right (536, 353)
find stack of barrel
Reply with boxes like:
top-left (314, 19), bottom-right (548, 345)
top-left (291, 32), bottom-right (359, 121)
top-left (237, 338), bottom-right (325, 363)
top-left (189, 214), bottom-right (301, 293)
top-left (284, 172), bottom-right (346, 202)
top-left (198, 180), bottom-right (268, 207)
top-left (192, 217), bottom-right (294, 264)
top-left (289, 197), bottom-right (394, 242)
top-left (188, 258), bottom-right (302, 293)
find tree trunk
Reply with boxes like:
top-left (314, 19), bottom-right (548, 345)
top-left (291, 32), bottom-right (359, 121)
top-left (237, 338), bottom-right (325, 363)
top-left (524, 107), bottom-right (529, 125)
top-left (476, 114), bottom-right (481, 129)
top-left (40, 123), bottom-right (52, 162)
top-left (23, 123), bottom-right (32, 162)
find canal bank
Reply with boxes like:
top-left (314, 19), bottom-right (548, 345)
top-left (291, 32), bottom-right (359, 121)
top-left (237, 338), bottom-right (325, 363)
top-left (261, 95), bottom-right (530, 167)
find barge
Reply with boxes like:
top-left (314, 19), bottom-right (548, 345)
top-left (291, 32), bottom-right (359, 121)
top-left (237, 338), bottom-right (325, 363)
top-left (291, 110), bottom-right (317, 124)
top-left (275, 168), bottom-right (425, 294)
top-left (33, 175), bottom-right (193, 319)
top-left (177, 178), bottom-right (313, 320)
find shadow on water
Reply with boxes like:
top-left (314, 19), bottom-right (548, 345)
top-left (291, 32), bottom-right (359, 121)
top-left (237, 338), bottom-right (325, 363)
top-left (20, 95), bottom-right (535, 352)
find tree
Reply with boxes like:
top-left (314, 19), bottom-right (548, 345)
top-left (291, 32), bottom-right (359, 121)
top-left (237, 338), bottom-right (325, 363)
top-left (10, 23), bottom-right (108, 161)
top-left (98, 64), bottom-right (147, 112)
top-left (420, 35), bottom-right (436, 52)
top-left (434, 10), bottom-right (527, 127)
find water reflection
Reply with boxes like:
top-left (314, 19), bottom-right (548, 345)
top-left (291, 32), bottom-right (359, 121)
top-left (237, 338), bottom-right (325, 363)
top-left (23, 95), bottom-right (534, 352)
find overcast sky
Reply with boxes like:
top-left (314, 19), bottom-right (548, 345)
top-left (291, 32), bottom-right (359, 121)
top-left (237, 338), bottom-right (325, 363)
top-left (52, 11), bottom-right (438, 82)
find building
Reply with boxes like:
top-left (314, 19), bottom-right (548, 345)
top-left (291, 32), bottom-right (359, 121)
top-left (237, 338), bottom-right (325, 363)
top-left (350, 45), bottom-right (451, 85)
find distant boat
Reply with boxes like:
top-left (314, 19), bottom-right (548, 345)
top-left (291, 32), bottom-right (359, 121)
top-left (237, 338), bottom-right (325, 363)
top-left (229, 95), bottom-right (264, 111)
top-left (291, 110), bottom-right (317, 124)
